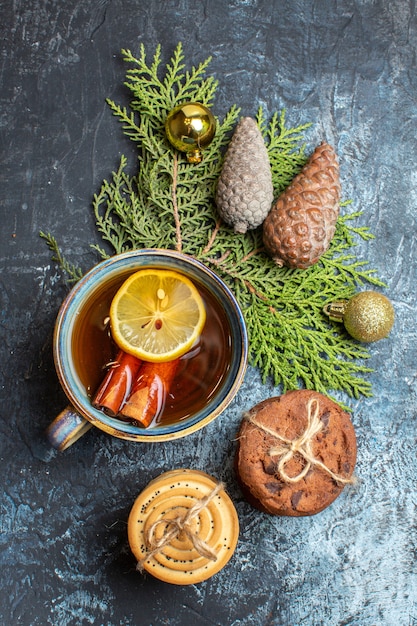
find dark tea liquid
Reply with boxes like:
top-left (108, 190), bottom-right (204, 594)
top-left (71, 269), bottom-right (233, 427)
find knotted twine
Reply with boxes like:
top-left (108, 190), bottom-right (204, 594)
top-left (136, 481), bottom-right (224, 571)
top-left (244, 397), bottom-right (355, 485)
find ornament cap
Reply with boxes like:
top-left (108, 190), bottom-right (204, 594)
top-left (323, 300), bottom-right (348, 322)
top-left (186, 149), bottom-right (203, 164)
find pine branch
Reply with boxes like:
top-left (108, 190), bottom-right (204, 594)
top-left (39, 232), bottom-right (83, 283)
top-left (41, 42), bottom-right (386, 404)
top-left (259, 107), bottom-right (312, 194)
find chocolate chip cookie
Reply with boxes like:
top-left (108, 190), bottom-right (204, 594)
top-left (235, 390), bottom-right (357, 516)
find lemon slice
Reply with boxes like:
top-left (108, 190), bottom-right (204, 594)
top-left (109, 268), bottom-right (206, 362)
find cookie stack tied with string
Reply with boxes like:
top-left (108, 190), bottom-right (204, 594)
top-left (128, 469), bottom-right (239, 584)
top-left (235, 390), bottom-right (357, 516)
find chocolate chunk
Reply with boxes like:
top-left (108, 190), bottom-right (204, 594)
top-left (265, 482), bottom-right (283, 494)
top-left (320, 410), bottom-right (331, 428)
top-left (291, 491), bottom-right (303, 509)
top-left (262, 458), bottom-right (277, 475)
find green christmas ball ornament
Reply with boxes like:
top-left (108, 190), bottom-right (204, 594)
top-left (165, 102), bottom-right (216, 163)
top-left (323, 290), bottom-right (395, 343)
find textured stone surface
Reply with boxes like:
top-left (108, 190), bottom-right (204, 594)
top-left (1, 1), bottom-right (417, 624)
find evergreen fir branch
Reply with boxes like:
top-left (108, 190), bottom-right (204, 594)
top-left (258, 107), bottom-right (312, 194)
top-left (101, 45), bottom-right (240, 259)
top-left (42, 43), bottom-right (387, 405)
top-left (121, 44), bottom-right (170, 120)
top-left (39, 232), bottom-right (83, 283)
top-left (168, 45), bottom-right (216, 105)
top-left (246, 292), bottom-right (373, 397)
top-left (104, 100), bottom-right (144, 145)
top-left (90, 243), bottom-right (110, 259)
top-left (92, 156), bottom-right (136, 255)
top-left (198, 202), bottom-right (382, 395)
top-left (118, 43), bottom-right (218, 135)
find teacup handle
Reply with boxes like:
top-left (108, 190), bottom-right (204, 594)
top-left (46, 405), bottom-right (93, 451)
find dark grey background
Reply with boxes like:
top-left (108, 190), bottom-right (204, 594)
top-left (1, 1), bottom-right (416, 625)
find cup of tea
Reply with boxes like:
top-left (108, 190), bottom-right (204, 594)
top-left (46, 249), bottom-right (248, 450)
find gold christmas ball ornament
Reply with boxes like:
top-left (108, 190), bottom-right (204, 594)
top-left (323, 291), bottom-right (395, 343)
top-left (165, 102), bottom-right (216, 163)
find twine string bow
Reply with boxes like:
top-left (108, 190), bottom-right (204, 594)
top-left (137, 482), bottom-right (224, 571)
top-left (245, 397), bottom-right (355, 485)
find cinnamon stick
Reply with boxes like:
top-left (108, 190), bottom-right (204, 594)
top-left (120, 359), bottom-right (180, 427)
top-left (92, 350), bottom-right (143, 416)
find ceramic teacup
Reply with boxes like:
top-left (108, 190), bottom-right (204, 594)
top-left (46, 249), bottom-right (248, 450)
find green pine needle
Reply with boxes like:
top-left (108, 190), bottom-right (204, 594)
top-left (43, 42), bottom-right (386, 403)
top-left (40, 231), bottom-right (83, 283)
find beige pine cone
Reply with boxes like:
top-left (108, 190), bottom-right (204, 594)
top-left (215, 117), bottom-right (273, 234)
top-left (263, 142), bottom-right (341, 269)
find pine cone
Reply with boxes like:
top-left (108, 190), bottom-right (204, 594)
top-left (215, 117), bottom-right (273, 234)
top-left (263, 142), bottom-right (341, 269)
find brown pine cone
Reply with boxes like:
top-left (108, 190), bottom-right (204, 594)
top-left (263, 142), bottom-right (341, 269)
